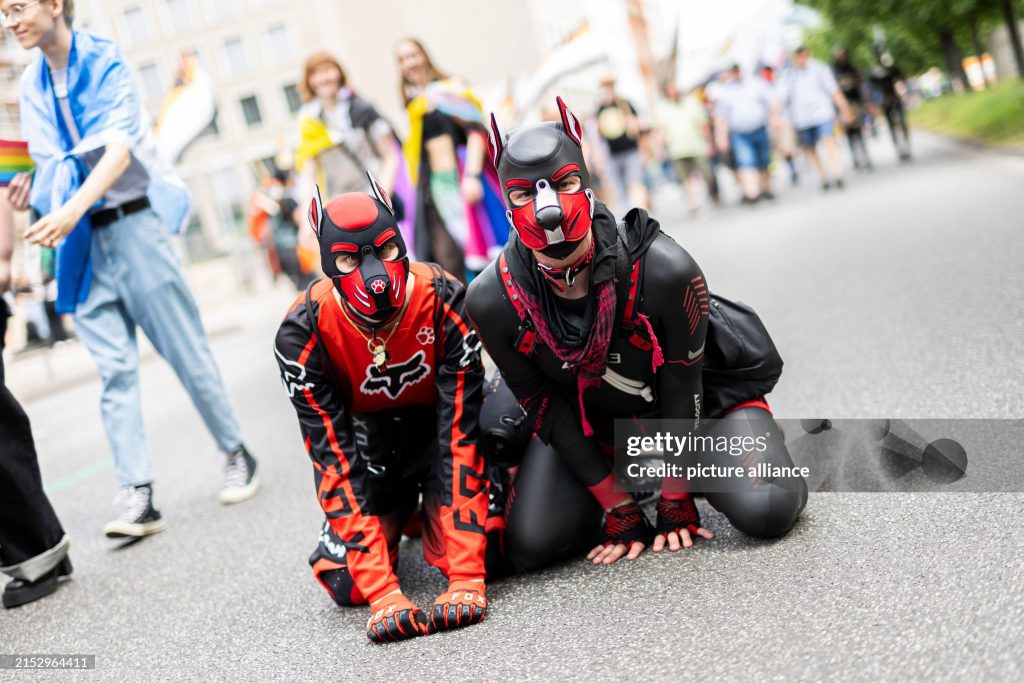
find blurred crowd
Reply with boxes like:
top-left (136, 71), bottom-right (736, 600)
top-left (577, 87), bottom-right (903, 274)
top-left (247, 40), bottom-right (915, 295)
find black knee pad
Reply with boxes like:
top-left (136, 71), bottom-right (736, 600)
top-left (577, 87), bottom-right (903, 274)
top-left (705, 406), bottom-right (808, 539)
top-left (313, 564), bottom-right (362, 607)
top-left (504, 439), bottom-right (602, 572)
top-left (308, 521), bottom-right (366, 606)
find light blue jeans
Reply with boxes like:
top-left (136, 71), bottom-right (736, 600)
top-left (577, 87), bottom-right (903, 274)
top-left (73, 208), bottom-right (242, 487)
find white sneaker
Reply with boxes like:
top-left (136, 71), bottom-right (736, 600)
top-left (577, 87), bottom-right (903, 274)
top-left (103, 485), bottom-right (167, 538)
top-left (220, 445), bottom-right (260, 505)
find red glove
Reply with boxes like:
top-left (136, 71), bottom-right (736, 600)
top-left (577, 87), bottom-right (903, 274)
top-left (366, 592), bottom-right (427, 644)
top-left (429, 580), bottom-right (487, 633)
top-left (600, 501), bottom-right (655, 547)
top-left (655, 495), bottom-right (702, 537)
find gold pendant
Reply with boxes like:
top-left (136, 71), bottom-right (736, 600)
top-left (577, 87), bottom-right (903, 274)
top-left (368, 339), bottom-right (388, 368)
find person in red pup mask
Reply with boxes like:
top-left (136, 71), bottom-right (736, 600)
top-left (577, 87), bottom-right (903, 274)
top-left (274, 173), bottom-right (488, 643)
top-left (467, 98), bottom-right (807, 574)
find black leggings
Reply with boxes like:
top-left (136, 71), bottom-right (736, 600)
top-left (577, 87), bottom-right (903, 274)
top-left (500, 405), bottom-right (808, 573)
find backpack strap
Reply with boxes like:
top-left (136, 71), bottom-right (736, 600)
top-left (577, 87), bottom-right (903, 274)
top-left (427, 261), bottom-right (450, 364)
top-left (612, 219), bottom-right (655, 352)
top-left (496, 252), bottom-right (536, 357)
top-left (304, 278), bottom-right (329, 373)
top-left (622, 258), bottom-right (641, 322)
top-left (621, 250), bottom-right (655, 351)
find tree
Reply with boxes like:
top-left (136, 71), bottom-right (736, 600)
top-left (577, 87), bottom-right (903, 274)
top-left (1001, 0), bottom-right (1024, 77)
top-left (805, 0), bottom-right (1008, 86)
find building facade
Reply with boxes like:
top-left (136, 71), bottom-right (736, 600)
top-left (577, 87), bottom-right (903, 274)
top-left (1, 0), bottom-right (543, 261)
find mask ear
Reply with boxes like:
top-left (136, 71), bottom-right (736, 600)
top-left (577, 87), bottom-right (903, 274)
top-left (556, 96), bottom-right (583, 148)
top-left (488, 112), bottom-right (504, 168)
top-left (308, 184), bottom-right (323, 237)
top-left (365, 170), bottom-right (394, 216)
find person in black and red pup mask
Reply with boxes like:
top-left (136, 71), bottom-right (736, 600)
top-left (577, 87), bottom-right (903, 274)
top-left (466, 97), bottom-right (808, 573)
top-left (274, 173), bottom-right (489, 643)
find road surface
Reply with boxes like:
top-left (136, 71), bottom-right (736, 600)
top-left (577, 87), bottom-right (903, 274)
top-left (2, 132), bottom-right (1022, 681)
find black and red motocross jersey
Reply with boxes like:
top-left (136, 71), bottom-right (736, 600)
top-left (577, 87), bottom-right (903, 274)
top-left (274, 261), bottom-right (488, 604)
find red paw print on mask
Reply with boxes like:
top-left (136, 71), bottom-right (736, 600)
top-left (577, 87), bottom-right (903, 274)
top-left (369, 279), bottom-right (387, 295)
top-left (416, 326), bottom-right (435, 345)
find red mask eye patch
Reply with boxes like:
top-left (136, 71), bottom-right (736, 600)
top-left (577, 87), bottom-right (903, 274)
top-left (373, 228), bottom-right (396, 247)
top-left (504, 178), bottom-right (532, 189)
top-left (551, 163), bottom-right (579, 182)
top-left (330, 242), bottom-right (359, 253)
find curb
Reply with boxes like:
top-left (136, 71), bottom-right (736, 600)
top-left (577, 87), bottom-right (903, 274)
top-left (911, 126), bottom-right (1024, 158)
top-left (8, 320), bottom-right (244, 403)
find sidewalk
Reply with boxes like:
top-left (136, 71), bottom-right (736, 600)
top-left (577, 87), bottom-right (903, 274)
top-left (3, 251), bottom-right (298, 402)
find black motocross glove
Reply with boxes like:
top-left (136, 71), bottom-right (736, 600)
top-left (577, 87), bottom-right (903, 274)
top-left (429, 581), bottom-right (487, 633)
top-left (599, 502), bottom-right (655, 547)
top-left (366, 593), bottom-right (428, 644)
top-left (655, 495), bottom-right (702, 537)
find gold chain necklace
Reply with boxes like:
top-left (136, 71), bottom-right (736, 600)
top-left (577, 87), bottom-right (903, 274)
top-left (335, 294), bottom-right (405, 369)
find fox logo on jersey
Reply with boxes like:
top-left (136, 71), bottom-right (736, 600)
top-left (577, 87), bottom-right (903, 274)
top-left (359, 350), bottom-right (430, 399)
top-left (275, 346), bottom-right (315, 397)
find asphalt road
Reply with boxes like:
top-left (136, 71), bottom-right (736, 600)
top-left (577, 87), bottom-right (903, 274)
top-left (2, 132), bottom-right (1023, 682)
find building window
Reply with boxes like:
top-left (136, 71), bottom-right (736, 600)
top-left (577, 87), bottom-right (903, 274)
top-left (222, 36), bottom-right (248, 76)
top-left (282, 83), bottom-right (302, 113)
top-left (264, 23), bottom-right (294, 64)
top-left (138, 62), bottom-right (163, 101)
top-left (206, 0), bottom-right (243, 22)
top-left (165, 0), bottom-right (191, 32)
top-left (122, 5), bottom-right (148, 42)
top-left (240, 95), bottom-right (262, 127)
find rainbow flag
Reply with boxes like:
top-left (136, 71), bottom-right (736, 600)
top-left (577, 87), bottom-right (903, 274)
top-left (0, 139), bottom-right (34, 186)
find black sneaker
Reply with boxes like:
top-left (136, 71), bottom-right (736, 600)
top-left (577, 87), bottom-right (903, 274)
top-left (2, 557), bottom-right (73, 609)
top-left (220, 444), bottom-right (260, 505)
top-left (103, 485), bottom-right (166, 538)
top-left (835, 178), bottom-right (845, 190)
top-left (821, 182), bottom-right (831, 192)
top-left (758, 190), bottom-right (776, 201)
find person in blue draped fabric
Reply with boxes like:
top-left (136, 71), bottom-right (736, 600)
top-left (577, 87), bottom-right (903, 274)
top-left (6, 0), bottom-right (260, 539)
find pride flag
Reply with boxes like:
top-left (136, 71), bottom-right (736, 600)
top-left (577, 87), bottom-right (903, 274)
top-left (0, 139), bottom-right (34, 186)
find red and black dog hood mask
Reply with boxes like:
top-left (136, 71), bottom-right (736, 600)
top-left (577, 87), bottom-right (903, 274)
top-left (307, 173), bottom-right (409, 325)
top-left (488, 97), bottom-right (595, 258)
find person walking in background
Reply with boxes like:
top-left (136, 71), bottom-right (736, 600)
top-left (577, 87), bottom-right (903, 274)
top-left (8, 0), bottom-right (259, 539)
top-left (293, 51), bottom-right (413, 273)
top-left (396, 37), bottom-right (506, 281)
top-left (1, 184), bottom-right (72, 609)
top-left (760, 65), bottom-right (801, 186)
top-left (247, 168), bottom-right (308, 290)
top-left (712, 64), bottom-right (777, 204)
top-left (594, 75), bottom-right (649, 212)
top-left (832, 48), bottom-right (873, 171)
top-left (655, 81), bottom-right (717, 214)
top-left (782, 46), bottom-right (854, 191)
top-left (14, 239), bottom-right (72, 351)
top-left (869, 52), bottom-right (911, 161)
